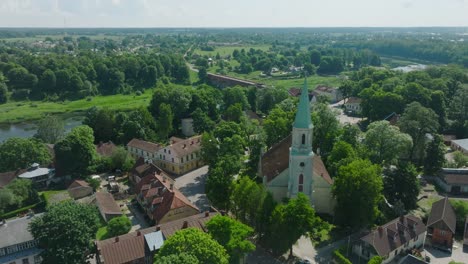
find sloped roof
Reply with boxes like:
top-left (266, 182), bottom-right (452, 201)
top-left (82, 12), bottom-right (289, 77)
top-left (427, 197), bottom-right (456, 233)
top-left (132, 157), bottom-right (168, 178)
top-left (261, 134), bottom-right (333, 185)
top-left (96, 211), bottom-right (218, 264)
top-left (96, 141), bottom-right (117, 157)
top-left (127, 139), bottom-right (162, 153)
top-left (96, 192), bottom-right (122, 215)
top-left (452, 138), bottom-right (468, 151)
top-left (346, 97), bottom-right (362, 104)
top-left (0, 213), bottom-right (43, 248)
top-left (315, 85), bottom-right (337, 93)
top-left (165, 135), bottom-right (202, 158)
top-left (68, 180), bottom-right (90, 189)
top-left (361, 215), bottom-right (426, 257)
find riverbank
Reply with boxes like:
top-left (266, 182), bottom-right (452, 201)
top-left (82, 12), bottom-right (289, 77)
top-left (0, 89), bottom-right (154, 124)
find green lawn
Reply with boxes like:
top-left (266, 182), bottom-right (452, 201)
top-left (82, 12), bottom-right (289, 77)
top-left (0, 89), bottom-right (155, 123)
top-left (194, 45), bottom-right (271, 58)
top-left (39, 190), bottom-right (70, 205)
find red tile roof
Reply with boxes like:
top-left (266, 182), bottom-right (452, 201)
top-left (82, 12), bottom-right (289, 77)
top-left (68, 179), bottom-right (90, 189)
top-left (261, 134), bottom-right (333, 184)
top-left (361, 215), bottom-right (426, 257)
top-left (165, 135), bottom-right (202, 158)
top-left (127, 139), bottom-right (162, 153)
top-left (96, 211), bottom-right (218, 264)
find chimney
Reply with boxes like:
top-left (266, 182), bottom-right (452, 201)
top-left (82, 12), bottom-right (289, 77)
top-left (182, 221), bottom-right (188, 229)
top-left (137, 231), bottom-right (141, 236)
top-left (156, 225), bottom-right (161, 231)
top-left (204, 211), bottom-right (209, 217)
top-left (115, 236), bottom-right (119, 242)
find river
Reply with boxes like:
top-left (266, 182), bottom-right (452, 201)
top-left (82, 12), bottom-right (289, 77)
top-left (0, 115), bottom-right (85, 142)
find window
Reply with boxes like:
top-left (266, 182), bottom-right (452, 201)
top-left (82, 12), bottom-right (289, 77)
top-left (169, 150), bottom-right (171, 154)
top-left (299, 174), bottom-right (304, 184)
top-left (300, 162), bottom-right (305, 167)
top-left (172, 158), bottom-right (174, 162)
top-left (191, 154), bottom-right (194, 159)
top-left (34, 255), bottom-right (42, 264)
top-left (22, 258), bottom-right (30, 264)
top-left (298, 185), bottom-right (303, 192)
top-left (164, 149), bottom-right (166, 153)
top-left (302, 134), bottom-right (305, 144)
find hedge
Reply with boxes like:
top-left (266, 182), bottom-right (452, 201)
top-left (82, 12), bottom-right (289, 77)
top-left (0, 194), bottom-right (45, 219)
top-left (333, 249), bottom-right (352, 264)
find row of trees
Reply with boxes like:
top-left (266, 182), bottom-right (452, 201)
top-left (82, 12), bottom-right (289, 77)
top-left (0, 179), bottom-right (40, 215)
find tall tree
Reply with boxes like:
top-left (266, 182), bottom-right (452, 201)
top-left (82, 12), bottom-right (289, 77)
top-left (398, 102), bottom-right (439, 163)
top-left (157, 103), bottom-right (173, 140)
top-left (206, 215), bottom-right (255, 264)
top-left (34, 115), bottom-right (65, 144)
top-left (54, 125), bottom-right (97, 177)
top-left (312, 103), bottom-right (341, 156)
top-left (333, 159), bottom-right (383, 228)
top-left (107, 216), bottom-right (131, 237)
top-left (424, 134), bottom-right (446, 175)
top-left (29, 201), bottom-right (100, 264)
top-left (327, 141), bottom-right (356, 177)
top-left (383, 162), bottom-right (420, 211)
top-left (364, 121), bottom-right (413, 165)
top-left (263, 107), bottom-right (294, 148)
top-left (157, 228), bottom-right (229, 264)
top-left (0, 137), bottom-right (51, 172)
top-left (0, 81), bottom-right (7, 104)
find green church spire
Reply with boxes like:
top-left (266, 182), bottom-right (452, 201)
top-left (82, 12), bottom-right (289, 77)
top-left (293, 78), bottom-right (312, 129)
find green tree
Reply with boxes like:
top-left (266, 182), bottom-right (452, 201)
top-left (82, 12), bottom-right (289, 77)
top-left (327, 141), bottom-right (356, 176)
top-left (155, 253), bottom-right (199, 264)
top-left (0, 189), bottom-right (15, 215)
top-left (364, 121), bottom-right (412, 165)
top-left (230, 176), bottom-right (265, 225)
top-left (383, 162), bottom-right (420, 211)
top-left (398, 102), bottom-right (439, 163)
top-left (206, 156), bottom-right (241, 209)
top-left (424, 134), bottom-right (446, 175)
top-left (34, 115), bottom-right (65, 144)
top-left (29, 201), bottom-right (100, 264)
top-left (54, 125), bottom-right (97, 177)
top-left (268, 193), bottom-right (318, 257)
top-left (157, 228), bottom-right (229, 264)
top-left (0, 81), bottom-right (7, 104)
top-left (192, 108), bottom-right (216, 134)
top-left (368, 256), bottom-right (383, 264)
top-left (263, 107), bottom-right (294, 148)
top-left (84, 107), bottom-right (116, 143)
top-left (107, 216), bottom-right (131, 237)
top-left (0, 137), bottom-right (51, 172)
top-left (198, 67), bottom-right (208, 83)
top-left (312, 103), bottom-right (341, 156)
top-left (224, 103), bottom-right (244, 123)
top-left (87, 178), bottom-right (100, 191)
top-left (206, 215), bottom-right (255, 264)
top-left (110, 146), bottom-right (135, 171)
top-left (6, 178), bottom-right (39, 207)
top-left (453, 151), bottom-right (468, 168)
top-left (157, 103), bottom-right (174, 140)
top-left (333, 159), bottom-right (383, 228)
top-left (223, 86), bottom-right (249, 110)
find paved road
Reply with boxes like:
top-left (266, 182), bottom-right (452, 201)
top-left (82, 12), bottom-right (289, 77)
top-left (329, 100), bottom-right (362, 125)
top-left (174, 165), bottom-right (211, 211)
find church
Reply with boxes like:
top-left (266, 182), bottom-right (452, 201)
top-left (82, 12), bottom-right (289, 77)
top-left (260, 79), bottom-right (335, 215)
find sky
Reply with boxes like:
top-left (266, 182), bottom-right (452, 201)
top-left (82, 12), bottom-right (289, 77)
top-left (0, 0), bottom-right (467, 28)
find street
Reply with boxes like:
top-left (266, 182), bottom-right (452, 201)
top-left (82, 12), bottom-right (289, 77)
top-left (174, 165), bottom-right (211, 211)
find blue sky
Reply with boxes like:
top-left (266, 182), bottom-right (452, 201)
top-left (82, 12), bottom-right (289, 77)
top-left (0, 0), bottom-right (467, 27)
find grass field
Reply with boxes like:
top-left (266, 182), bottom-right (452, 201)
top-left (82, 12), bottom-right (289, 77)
top-left (194, 45), bottom-right (271, 57)
top-left (0, 89), bottom-right (156, 123)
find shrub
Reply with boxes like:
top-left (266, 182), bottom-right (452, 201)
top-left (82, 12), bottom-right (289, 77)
top-left (135, 91), bottom-right (142, 96)
top-left (333, 249), bottom-right (352, 264)
top-left (107, 216), bottom-right (131, 237)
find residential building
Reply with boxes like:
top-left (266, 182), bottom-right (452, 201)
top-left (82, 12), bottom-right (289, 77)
top-left (181, 118), bottom-right (195, 137)
top-left (67, 180), bottom-right (93, 199)
top-left (96, 141), bottom-right (117, 157)
top-left (344, 97), bottom-right (362, 115)
top-left (95, 211), bottom-right (217, 264)
top-left (130, 158), bottom-right (170, 185)
top-left (0, 214), bottom-right (43, 264)
top-left (95, 192), bottom-right (123, 222)
top-left (426, 197), bottom-right (456, 250)
top-left (314, 85), bottom-right (343, 103)
top-left (261, 79), bottom-right (335, 215)
top-left (451, 138), bottom-right (468, 154)
top-left (353, 215), bottom-right (426, 264)
top-left (435, 168), bottom-right (468, 194)
top-left (135, 173), bottom-right (199, 225)
top-left (154, 135), bottom-right (203, 176)
top-left (443, 135), bottom-right (456, 146)
top-left (127, 139), bottom-right (162, 161)
top-left (18, 163), bottom-right (55, 188)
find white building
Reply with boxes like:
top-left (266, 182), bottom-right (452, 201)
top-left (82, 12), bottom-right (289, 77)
top-left (127, 139), bottom-right (163, 161)
top-left (314, 85), bottom-right (343, 103)
top-left (18, 163), bottom-right (55, 188)
top-left (344, 97), bottom-right (362, 115)
top-left (0, 214), bottom-right (43, 264)
top-left (261, 79), bottom-right (335, 215)
top-left (353, 215), bottom-right (426, 264)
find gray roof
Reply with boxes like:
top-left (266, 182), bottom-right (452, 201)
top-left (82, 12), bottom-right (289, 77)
top-left (0, 214), bottom-right (42, 248)
top-left (452, 138), bottom-right (468, 151)
top-left (144, 231), bottom-right (165, 251)
top-left (18, 167), bottom-right (51, 179)
top-left (427, 197), bottom-right (457, 233)
top-left (399, 254), bottom-right (429, 264)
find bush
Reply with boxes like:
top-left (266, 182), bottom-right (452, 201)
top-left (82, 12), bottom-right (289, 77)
top-left (135, 91), bottom-right (142, 96)
top-left (333, 249), bottom-right (352, 264)
top-left (107, 216), bottom-right (131, 237)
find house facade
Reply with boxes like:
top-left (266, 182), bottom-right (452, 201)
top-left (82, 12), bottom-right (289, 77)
top-left (261, 79), bottom-right (335, 215)
top-left (426, 197), bottom-right (456, 250)
top-left (344, 97), bottom-right (362, 115)
top-left (353, 215), bottom-right (426, 264)
top-left (314, 85), bottom-right (343, 103)
top-left (0, 214), bottom-right (43, 264)
top-left (127, 139), bottom-right (162, 161)
top-left (135, 173), bottom-right (199, 225)
top-left (435, 168), bottom-right (468, 195)
top-left (153, 136), bottom-right (203, 176)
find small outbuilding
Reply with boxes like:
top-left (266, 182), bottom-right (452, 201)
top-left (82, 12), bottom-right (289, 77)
top-left (426, 197), bottom-right (456, 251)
top-left (451, 138), bottom-right (468, 154)
top-left (95, 192), bottom-right (122, 222)
top-left (67, 180), bottom-right (93, 199)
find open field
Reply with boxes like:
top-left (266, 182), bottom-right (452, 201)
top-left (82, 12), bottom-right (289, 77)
top-left (194, 45), bottom-right (271, 57)
top-left (0, 89), bottom-right (154, 123)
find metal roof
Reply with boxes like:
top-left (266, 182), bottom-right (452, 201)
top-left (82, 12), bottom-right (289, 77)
top-left (144, 231), bottom-right (165, 251)
top-left (452, 138), bottom-right (468, 151)
top-left (18, 167), bottom-right (52, 179)
top-left (0, 214), bottom-right (43, 248)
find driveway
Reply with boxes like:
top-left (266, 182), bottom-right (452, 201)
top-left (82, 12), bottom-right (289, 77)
top-left (329, 100), bottom-right (362, 125)
top-left (174, 165), bottom-right (211, 211)
top-left (423, 241), bottom-right (468, 264)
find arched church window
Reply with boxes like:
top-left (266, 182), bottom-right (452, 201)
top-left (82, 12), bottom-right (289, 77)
top-left (299, 174), bottom-right (303, 184)
top-left (302, 134), bottom-right (305, 144)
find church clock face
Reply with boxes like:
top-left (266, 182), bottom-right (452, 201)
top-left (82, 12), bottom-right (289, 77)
top-left (300, 162), bottom-right (305, 167)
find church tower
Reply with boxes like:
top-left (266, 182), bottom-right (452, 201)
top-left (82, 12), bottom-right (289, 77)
top-left (288, 78), bottom-right (314, 200)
